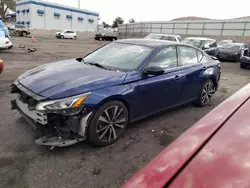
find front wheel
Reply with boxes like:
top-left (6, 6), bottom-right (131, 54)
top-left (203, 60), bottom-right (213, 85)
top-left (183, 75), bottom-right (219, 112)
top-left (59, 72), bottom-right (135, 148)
top-left (88, 101), bottom-right (128, 146)
top-left (61, 35), bottom-right (64, 39)
top-left (194, 79), bottom-right (215, 107)
top-left (241, 64), bottom-right (246, 69)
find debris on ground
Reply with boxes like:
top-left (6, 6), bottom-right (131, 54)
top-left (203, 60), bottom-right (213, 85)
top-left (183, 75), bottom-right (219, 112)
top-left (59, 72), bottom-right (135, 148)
top-left (92, 168), bottom-right (101, 175)
top-left (27, 47), bottom-right (37, 52)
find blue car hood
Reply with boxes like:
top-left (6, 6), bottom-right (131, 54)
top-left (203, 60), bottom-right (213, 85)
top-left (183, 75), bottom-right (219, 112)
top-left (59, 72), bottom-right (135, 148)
top-left (18, 59), bottom-right (127, 99)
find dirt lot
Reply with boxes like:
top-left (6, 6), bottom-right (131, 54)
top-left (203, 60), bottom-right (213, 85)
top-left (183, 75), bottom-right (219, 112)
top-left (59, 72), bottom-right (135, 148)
top-left (0, 36), bottom-right (250, 188)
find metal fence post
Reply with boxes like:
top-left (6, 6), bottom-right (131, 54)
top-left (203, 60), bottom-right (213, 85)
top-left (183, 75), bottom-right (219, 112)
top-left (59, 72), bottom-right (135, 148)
top-left (202, 23), bottom-right (205, 35)
top-left (141, 23), bottom-right (143, 37)
top-left (243, 22), bottom-right (247, 36)
top-left (125, 24), bottom-right (128, 39)
top-left (160, 23), bottom-right (163, 33)
top-left (221, 22), bottom-right (225, 36)
top-left (172, 23), bottom-right (175, 34)
top-left (186, 23), bottom-right (189, 35)
top-left (133, 23), bottom-right (135, 36)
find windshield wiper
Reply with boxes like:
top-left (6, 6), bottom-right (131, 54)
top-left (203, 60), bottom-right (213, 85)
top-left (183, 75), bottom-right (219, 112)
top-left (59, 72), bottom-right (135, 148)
top-left (83, 60), bottom-right (110, 70)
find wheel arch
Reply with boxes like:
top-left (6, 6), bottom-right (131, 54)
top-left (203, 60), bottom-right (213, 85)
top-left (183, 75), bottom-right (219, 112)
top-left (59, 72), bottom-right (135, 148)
top-left (94, 95), bottom-right (131, 121)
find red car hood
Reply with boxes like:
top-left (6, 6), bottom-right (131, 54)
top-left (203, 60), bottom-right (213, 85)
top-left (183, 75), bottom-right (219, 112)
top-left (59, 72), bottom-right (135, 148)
top-left (122, 83), bottom-right (250, 188)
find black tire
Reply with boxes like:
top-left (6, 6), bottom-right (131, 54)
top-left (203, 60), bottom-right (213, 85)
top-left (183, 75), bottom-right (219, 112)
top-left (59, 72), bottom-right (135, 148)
top-left (61, 35), bottom-right (64, 39)
top-left (21, 31), bottom-right (27, 37)
top-left (241, 64), bottom-right (246, 69)
top-left (194, 79), bottom-right (215, 107)
top-left (88, 100), bottom-right (128, 146)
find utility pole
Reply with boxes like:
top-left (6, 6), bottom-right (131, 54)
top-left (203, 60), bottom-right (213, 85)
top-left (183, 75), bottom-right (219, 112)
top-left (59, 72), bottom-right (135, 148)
top-left (78, 0), bottom-right (80, 8)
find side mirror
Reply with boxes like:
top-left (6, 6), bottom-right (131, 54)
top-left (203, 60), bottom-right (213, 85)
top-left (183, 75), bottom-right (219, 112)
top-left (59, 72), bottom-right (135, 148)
top-left (203, 44), bottom-right (210, 50)
top-left (143, 66), bottom-right (164, 76)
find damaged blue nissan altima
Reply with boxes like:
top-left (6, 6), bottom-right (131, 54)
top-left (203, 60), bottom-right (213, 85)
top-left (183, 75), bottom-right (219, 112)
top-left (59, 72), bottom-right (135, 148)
top-left (10, 39), bottom-right (221, 148)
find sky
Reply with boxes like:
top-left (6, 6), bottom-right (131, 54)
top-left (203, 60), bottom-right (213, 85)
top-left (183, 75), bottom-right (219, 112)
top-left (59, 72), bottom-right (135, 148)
top-left (45, 0), bottom-right (250, 24)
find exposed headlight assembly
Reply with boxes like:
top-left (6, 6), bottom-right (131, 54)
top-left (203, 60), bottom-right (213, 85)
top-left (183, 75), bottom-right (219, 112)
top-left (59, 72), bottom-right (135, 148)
top-left (203, 67), bottom-right (214, 75)
top-left (36, 92), bottom-right (91, 114)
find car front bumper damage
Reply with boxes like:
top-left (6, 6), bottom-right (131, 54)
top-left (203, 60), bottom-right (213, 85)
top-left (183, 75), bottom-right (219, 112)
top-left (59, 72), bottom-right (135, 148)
top-left (10, 83), bottom-right (92, 149)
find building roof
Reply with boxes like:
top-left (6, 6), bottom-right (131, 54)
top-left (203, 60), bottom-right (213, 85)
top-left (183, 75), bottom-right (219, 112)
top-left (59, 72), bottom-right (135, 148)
top-left (16, 0), bottom-right (99, 17)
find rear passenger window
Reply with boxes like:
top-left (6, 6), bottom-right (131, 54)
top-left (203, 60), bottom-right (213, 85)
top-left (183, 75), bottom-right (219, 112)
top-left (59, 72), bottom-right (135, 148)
top-left (148, 46), bottom-right (177, 69)
top-left (178, 46), bottom-right (198, 66)
top-left (210, 42), bottom-right (217, 47)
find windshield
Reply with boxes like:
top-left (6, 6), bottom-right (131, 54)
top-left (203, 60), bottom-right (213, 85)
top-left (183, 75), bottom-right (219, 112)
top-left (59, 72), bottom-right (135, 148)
top-left (182, 39), bottom-right (203, 48)
top-left (221, 44), bottom-right (241, 50)
top-left (144, 34), bottom-right (163, 40)
top-left (84, 42), bottom-right (153, 71)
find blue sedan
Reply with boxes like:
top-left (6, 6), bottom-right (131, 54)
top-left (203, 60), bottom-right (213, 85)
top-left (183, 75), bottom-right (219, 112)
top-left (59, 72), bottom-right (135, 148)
top-left (11, 39), bottom-right (221, 148)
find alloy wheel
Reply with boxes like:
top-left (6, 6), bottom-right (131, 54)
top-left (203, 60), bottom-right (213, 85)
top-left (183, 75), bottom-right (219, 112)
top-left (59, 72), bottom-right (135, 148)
top-left (201, 81), bottom-right (214, 105)
top-left (96, 105), bottom-right (127, 143)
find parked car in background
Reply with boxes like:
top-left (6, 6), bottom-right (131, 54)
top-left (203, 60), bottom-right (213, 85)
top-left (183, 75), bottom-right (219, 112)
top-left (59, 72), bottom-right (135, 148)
top-left (144, 34), bottom-right (182, 42)
top-left (122, 82), bottom-right (250, 188)
top-left (0, 30), bottom-right (13, 50)
top-left (94, 31), bottom-right (118, 41)
top-left (183, 37), bottom-right (219, 57)
top-left (55, 30), bottom-right (77, 39)
top-left (218, 43), bottom-right (249, 62)
top-left (8, 24), bottom-right (31, 37)
top-left (217, 39), bottom-right (234, 47)
top-left (10, 39), bottom-right (220, 148)
top-left (0, 19), bottom-right (9, 37)
top-left (240, 56), bottom-right (250, 69)
top-left (0, 59), bottom-right (3, 74)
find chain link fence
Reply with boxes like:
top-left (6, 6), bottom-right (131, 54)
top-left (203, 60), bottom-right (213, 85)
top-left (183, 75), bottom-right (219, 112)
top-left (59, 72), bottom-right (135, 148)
top-left (118, 20), bottom-right (250, 41)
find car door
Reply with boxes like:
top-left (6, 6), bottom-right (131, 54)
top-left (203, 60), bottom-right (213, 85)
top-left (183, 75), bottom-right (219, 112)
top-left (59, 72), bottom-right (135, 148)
top-left (177, 45), bottom-right (205, 102)
top-left (137, 46), bottom-right (186, 117)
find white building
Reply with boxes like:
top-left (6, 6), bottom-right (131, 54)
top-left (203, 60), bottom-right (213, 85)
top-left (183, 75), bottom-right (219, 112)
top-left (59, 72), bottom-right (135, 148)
top-left (16, 0), bottom-right (99, 32)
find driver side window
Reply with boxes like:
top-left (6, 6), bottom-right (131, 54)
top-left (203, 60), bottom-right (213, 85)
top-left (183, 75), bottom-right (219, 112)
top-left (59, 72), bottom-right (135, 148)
top-left (147, 46), bottom-right (177, 69)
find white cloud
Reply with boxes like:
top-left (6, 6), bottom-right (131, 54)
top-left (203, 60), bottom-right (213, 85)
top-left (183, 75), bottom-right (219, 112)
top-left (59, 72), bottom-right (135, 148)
top-left (45, 0), bottom-right (250, 24)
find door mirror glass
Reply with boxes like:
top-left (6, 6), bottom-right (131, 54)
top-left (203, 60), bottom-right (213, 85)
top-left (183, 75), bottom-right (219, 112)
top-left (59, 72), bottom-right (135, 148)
top-left (143, 66), bottom-right (164, 76)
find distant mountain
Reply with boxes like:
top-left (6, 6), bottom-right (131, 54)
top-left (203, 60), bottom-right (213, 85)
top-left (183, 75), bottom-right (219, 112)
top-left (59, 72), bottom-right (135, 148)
top-left (171, 16), bottom-right (250, 21)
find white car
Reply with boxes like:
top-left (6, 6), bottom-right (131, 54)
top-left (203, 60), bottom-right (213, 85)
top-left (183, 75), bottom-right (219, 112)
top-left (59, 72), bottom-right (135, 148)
top-left (0, 31), bottom-right (13, 50)
top-left (55, 30), bottom-right (77, 39)
top-left (144, 33), bottom-right (182, 43)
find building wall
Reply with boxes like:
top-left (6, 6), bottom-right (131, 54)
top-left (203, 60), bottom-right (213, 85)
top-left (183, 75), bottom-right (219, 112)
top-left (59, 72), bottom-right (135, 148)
top-left (16, 0), bottom-right (99, 32)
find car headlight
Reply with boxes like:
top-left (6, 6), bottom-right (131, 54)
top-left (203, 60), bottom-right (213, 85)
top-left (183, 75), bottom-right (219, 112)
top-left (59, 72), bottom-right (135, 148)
top-left (203, 67), bottom-right (214, 75)
top-left (36, 92), bottom-right (91, 111)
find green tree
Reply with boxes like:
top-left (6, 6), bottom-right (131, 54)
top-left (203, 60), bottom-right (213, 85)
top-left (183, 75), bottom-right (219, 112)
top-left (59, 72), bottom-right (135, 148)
top-left (112, 17), bottom-right (124, 28)
top-left (0, 0), bottom-right (15, 22)
top-left (102, 21), bottom-right (111, 28)
top-left (129, 18), bottom-right (135, 23)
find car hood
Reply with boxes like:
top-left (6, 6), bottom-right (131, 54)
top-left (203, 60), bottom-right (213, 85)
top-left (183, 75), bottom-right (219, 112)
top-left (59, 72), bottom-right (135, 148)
top-left (18, 59), bottom-right (127, 99)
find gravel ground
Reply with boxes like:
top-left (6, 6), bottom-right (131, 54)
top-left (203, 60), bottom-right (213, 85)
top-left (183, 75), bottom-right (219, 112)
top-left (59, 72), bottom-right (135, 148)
top-left (0, 36), bottom-right (250, 188)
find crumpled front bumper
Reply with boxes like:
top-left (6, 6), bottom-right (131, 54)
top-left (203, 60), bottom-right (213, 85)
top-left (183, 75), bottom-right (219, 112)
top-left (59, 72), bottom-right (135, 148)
top-left (11, 96), bottom-right (92, 149)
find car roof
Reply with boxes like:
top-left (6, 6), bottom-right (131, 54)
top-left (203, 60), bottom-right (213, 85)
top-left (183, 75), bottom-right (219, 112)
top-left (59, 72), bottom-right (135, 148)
top-left (147, 33), bottom-right (181, 37)
top-left (116, 39), bottom-right (179, 47)
top-left (184, 37), bottom-right (215, 41)
top-left (122, 83), bottom-right (250, 188)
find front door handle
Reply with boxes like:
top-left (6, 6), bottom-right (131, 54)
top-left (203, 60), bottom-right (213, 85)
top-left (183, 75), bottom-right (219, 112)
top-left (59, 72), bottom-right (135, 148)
top-left (174, 75), bottom-right (181, 80)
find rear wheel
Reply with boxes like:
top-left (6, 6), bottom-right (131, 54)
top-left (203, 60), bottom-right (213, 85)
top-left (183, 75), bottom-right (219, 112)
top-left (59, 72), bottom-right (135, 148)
top-left (21, 31), bottom-right (27, 37)
top-left (241, 64), bottom-right (246, 69)
top-left (194, 79), bottom-right (215, 107)
top-left (88, 101), bottom-right (128, 146)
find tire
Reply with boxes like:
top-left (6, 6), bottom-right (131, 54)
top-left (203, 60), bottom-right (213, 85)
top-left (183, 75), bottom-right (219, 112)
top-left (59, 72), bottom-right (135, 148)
top-left (73, 36), bottom-right (77, 40)
top-left (21, 31), bottom-right (27, 37)
top-left (61, 35), bottom-right (64, 39)
top-left (194, 79), bottom-right (215, 107)
top-left (241, 64), bottom-right (246, 69)
top-left (88, 100), bottom-right (128, 146)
